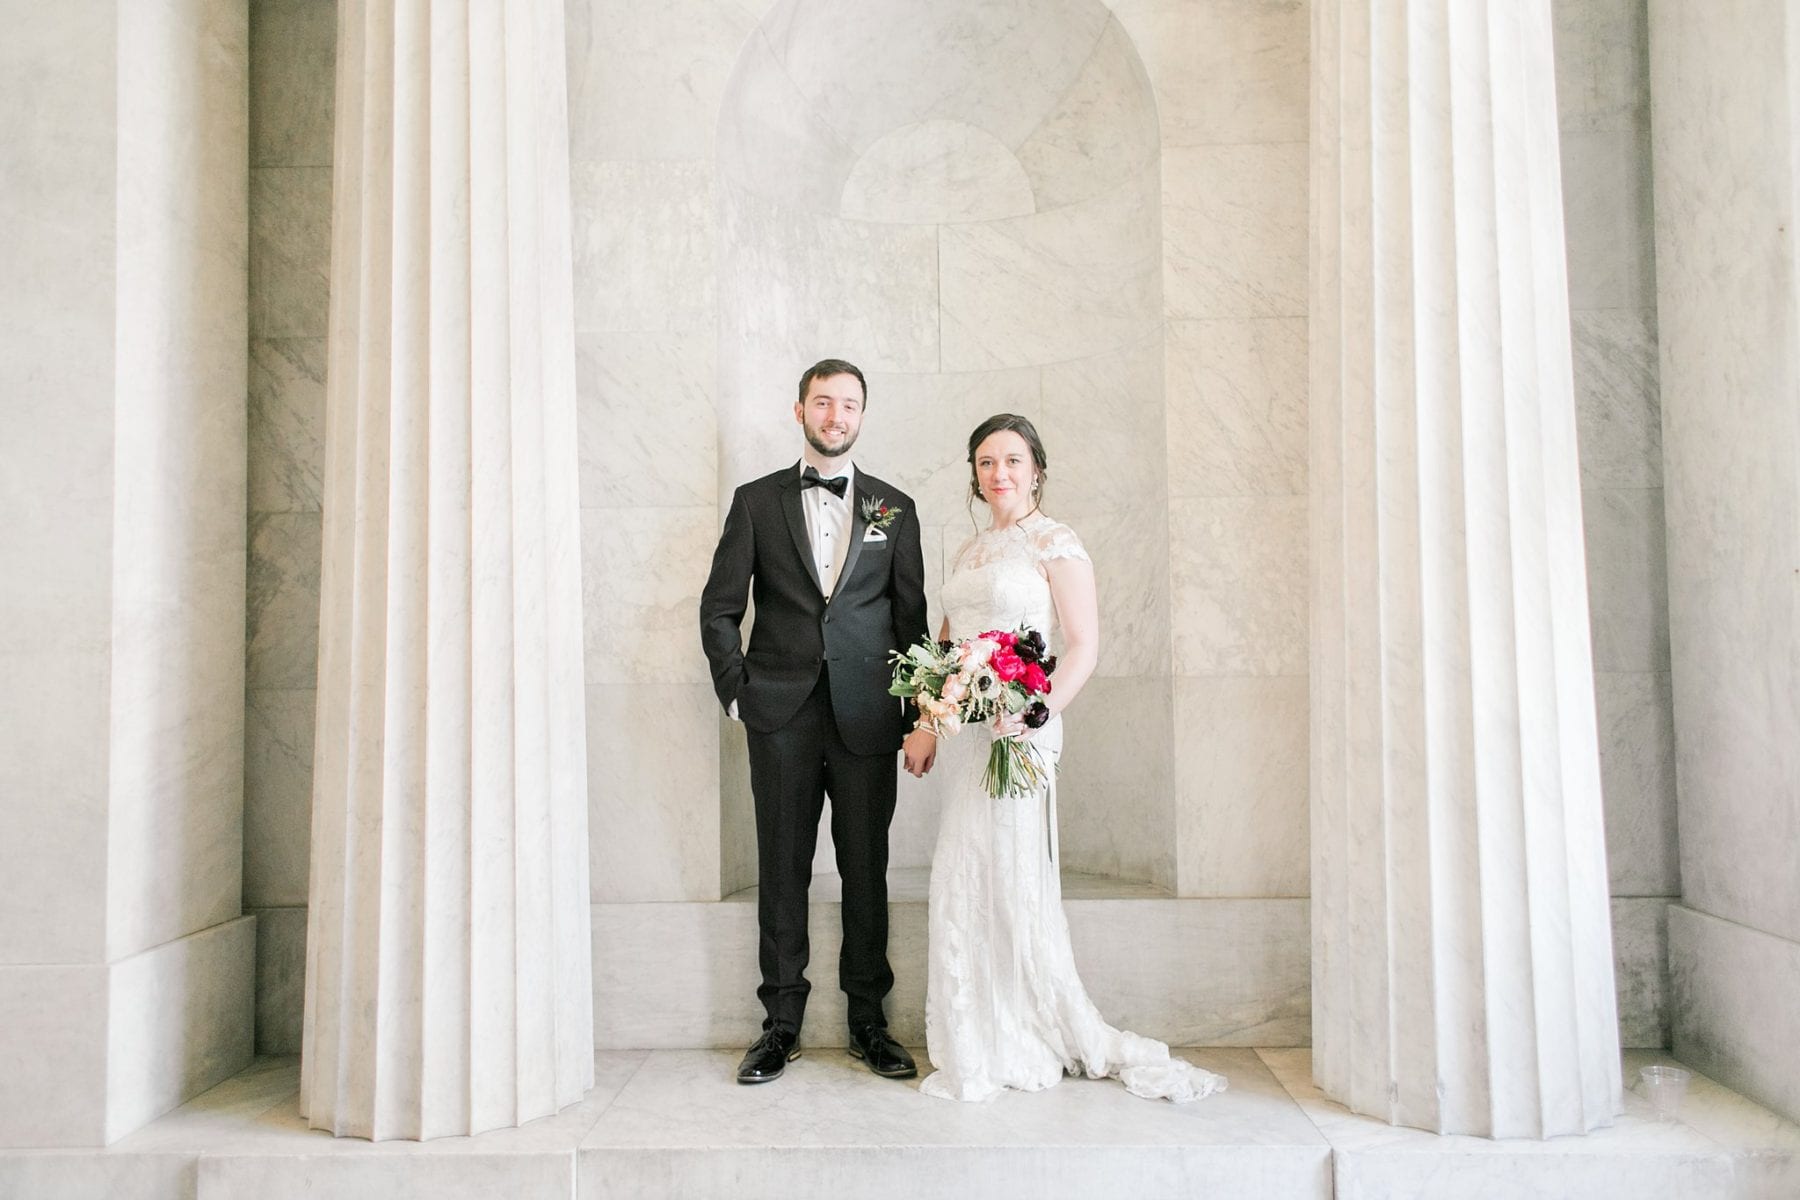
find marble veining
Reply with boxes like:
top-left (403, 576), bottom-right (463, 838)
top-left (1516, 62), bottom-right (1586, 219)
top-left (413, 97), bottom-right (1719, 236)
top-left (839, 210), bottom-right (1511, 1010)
top-left (1163, 142), bottom-right (1308, 320)
top-left (1167, 317), bottom-right (1308, 499)
top-left (247, 338), bottom-right (326, 514)
top-left (1109, 0), bottom-right (1308, 147)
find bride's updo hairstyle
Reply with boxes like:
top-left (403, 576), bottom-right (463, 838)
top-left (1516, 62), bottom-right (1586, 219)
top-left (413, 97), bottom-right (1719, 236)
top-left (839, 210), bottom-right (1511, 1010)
top-left (966, 412), bottom-right (1049, 520)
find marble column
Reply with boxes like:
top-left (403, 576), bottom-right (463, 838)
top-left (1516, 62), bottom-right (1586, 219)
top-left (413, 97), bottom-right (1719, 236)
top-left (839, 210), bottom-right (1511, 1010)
top-left (1309, 0), bottom-right (1620, 1136)
top-left (300, 0), bottom-right (593, 1140)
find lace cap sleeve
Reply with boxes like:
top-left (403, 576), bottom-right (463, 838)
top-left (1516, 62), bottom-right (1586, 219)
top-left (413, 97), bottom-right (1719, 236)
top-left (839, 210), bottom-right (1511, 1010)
top-left (1031, 521), bottom-right (1090, 565)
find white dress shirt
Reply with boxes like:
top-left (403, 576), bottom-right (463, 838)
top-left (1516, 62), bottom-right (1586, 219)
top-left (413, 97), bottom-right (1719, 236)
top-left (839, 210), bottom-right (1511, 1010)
top-left (801, 460), bottom-right (854, 600)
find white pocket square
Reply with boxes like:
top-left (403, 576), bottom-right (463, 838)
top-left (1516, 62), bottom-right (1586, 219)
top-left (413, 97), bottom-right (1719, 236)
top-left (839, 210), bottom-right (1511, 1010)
top-left (863, 527), bottom-right (888, 542)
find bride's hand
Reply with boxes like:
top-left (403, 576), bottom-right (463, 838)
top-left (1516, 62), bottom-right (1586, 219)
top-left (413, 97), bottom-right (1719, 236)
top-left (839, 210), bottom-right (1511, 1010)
top-left (991, 709), bottom-right (1028, 740)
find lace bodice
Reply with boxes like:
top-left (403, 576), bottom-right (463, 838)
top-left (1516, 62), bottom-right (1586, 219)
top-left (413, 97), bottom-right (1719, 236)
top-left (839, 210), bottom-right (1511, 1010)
top-left (941, 518), bottom-right (1090, 643)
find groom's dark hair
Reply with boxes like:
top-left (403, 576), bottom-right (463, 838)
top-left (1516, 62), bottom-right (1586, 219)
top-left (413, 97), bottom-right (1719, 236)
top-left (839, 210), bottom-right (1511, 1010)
top-left (797, 358), bottom-right (867, 406)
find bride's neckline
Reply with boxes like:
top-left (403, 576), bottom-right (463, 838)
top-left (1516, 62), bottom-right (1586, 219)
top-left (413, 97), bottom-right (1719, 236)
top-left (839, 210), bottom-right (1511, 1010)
top-left (981, 513), bottom-right (1054, 538)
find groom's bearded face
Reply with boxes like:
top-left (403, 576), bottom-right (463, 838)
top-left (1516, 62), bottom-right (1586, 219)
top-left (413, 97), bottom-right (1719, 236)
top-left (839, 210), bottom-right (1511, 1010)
top-left (797, 374), bottom-right (865, 458)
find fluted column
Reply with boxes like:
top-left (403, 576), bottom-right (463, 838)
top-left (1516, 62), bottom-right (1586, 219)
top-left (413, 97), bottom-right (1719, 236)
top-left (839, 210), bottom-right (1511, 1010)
top-left (1309, 0), bottom-right (1620, 1137)
top-left (300, 0), bottom-right (593, 1140)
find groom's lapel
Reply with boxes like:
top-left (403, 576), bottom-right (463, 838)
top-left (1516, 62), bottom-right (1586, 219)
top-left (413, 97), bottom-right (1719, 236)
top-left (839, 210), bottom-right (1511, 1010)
top-left (829, 477), bottom-right (870, 608)
top-left (778, 466), bottom-right (825, 595)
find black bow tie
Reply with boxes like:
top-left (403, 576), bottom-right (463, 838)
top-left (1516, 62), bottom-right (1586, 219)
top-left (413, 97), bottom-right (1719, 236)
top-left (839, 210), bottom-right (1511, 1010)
top-left (801, 466), bottom-right (848, 498)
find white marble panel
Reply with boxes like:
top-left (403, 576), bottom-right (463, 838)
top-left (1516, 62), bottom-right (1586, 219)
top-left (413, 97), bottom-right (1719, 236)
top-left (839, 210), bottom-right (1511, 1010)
top-left (571, 161), bottom-right (716, 335)
top-left (1039, 338), bottom-right (1166, 515)
top-left (1167, 317), bottom-right (1307, 499)
top-left (1582, 488), bottom-right (1671, 674)
top-left (565, 0), bottom-right (755, 163)
top-left (1164, 142), bottom-right (1308, 320)
top-left (579, 1048), bottom-right (1327, 1200)
top-left (1110, 0), bottom-right (1308, 146)
top-left (1261, 1049), bottom-right (1736, 1197)
top-left (0, 647), bottom-right (109, 964)
top-left (1596, 671), bottom-right (1678, 897)
top-left (1171, 496), bottom-right (1308, 676)
top-left (591, 895), bottom-right (1311, 1048)
top-left (1573, 308), bottom-right (1661, 489)
top-left (588, 683), bottom-right (720, 902)
top-left (249, 0), bottom-right (335, 167)
top-left (581, 505), bottom-right (716, 686)
top-left (200, 1153), bottom-right (574, 1200)
top-left (248, 906), bottom-right (306, 1056)
top-left (0, 965), bottom-right (108, 1145)
top-left (1553, 0), bottom-right (1651, 133)
top-left (243, 689), bottom-right (314, 909)
top-left (1612, 898), bottom-right (1669, 1050)
top-left (0, 1156), bottom-right (194, 1200)
top-left (1175, 675), bottom-right (1308, 899)
top-left (1069, 505), bottom-right (1172, 680)
top-left (248, 338), bottom-right (325, 513)
top-left (715, 30), bottom-right (857, 212)
top-left (760, 0), bottom-right (1110, 154)
top-left (841, 120), bottom-right (1036, 224)
top-left (248, 167), bottom-right (331, 338)
top-left (1649, 0), bottom-right (1800, 949)
top-left (593, 897), bottom-right (924, 1046)
top-left (245, 511), bottom-right (322, 691)
top-left (939, 166), bottom-right (1161, 371)
top-left (1671, 904), bottom-right (1800, 1126)
top-left (717, 710), bottom-right (757, 897)
top-left (575, 331), bottom-right (716, 510)
top-left (1015, 18), bottom-right (1160, 211)
top-left (1066, 899), bottom-right (1311, 1046)
top-left (1056, 675), bottom-right (1175, 890)
top-left (106, 917), bottom-right (256, 1144)
top-left (1561, 128), bottom-right (1658, 311)
top-left (866, 367), bottom-right (1043, 531)
top-left (721, 186), bottom-right (941, 374)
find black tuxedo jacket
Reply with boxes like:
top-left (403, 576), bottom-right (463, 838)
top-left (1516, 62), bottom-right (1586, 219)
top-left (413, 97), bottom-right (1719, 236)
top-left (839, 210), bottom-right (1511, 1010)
top-left (699, 463), bottom-right (928, 756)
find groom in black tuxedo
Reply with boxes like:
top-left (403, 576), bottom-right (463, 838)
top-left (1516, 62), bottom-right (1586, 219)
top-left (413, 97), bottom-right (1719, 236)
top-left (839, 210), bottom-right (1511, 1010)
top-left (700, 359), bottom-right (936, 1084)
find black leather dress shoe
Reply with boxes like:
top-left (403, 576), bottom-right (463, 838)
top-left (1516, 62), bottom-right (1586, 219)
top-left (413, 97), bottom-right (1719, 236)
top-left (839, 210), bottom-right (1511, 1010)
top-left (847, 1024), bottom-right (917, 1079)
top-left (736, 1027), bottom-right (801, 1084)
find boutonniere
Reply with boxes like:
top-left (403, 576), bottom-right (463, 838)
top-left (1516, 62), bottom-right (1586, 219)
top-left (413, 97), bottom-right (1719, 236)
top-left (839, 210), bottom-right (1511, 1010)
top-left (860, 495), bottom-right (903, 532)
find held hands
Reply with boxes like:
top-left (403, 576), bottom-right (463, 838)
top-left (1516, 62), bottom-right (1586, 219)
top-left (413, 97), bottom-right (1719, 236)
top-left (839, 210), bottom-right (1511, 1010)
top-left (902, 727), bottom-right (938, 777)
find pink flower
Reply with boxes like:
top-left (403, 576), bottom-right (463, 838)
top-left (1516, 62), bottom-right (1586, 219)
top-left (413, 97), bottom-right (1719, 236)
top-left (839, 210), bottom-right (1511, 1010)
top-left (959, 638), bottom-right (998, 668)
top-left (1020, 662), bottom-right (1049, 694)
top-left (941, 673), bottom-right (969, 703)
top-left (991, 650), bottom-right (1025, 683)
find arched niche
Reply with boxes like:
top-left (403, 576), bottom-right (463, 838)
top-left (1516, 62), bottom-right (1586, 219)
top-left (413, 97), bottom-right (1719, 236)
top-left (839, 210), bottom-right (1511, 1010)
top-left (715, 0), bottom-right (1174, 893)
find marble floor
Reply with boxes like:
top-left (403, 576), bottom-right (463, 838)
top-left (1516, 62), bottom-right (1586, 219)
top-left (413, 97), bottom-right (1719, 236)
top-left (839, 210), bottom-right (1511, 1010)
top-left (1, 1048), bottom-right (1792, 1199)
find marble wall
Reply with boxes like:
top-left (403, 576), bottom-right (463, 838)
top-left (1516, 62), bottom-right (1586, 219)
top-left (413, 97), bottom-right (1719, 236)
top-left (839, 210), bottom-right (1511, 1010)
top-left (243, 0), bottom-right (332, 1053)
top-left (712, 0), bottom-right (1172, 890)
top-left (1647, 0), bottom-right (1800, 1122)
top-left (235, 0), bottom-right (1681, 1053)
top-left (0, 0), bottom-right (254, 1145)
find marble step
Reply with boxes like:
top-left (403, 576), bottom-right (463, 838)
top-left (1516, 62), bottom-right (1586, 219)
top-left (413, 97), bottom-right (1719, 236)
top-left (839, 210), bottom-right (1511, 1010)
top-left (592, 868), bottom-right (1311, 1050)
top-left (6, 1050), bottom-right (1789, 1200)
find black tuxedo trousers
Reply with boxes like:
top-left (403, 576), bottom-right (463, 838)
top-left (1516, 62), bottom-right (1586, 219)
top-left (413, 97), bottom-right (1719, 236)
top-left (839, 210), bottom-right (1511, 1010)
top-left (699, 464), bottom-right (928, 1033)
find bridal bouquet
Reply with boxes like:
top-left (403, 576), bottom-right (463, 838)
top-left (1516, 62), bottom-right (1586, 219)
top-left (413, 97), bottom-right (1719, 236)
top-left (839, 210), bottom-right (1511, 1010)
top-left (889, 627), bottom-right (1057, 798)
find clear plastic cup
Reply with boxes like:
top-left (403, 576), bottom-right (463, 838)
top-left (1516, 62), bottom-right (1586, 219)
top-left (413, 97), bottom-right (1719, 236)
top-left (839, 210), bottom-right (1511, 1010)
top-left (1638, 1064), bottom-right (1691, 1119)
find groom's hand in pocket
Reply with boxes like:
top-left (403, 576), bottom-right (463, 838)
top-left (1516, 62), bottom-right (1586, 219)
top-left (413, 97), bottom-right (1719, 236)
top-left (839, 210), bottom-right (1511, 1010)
top-left (902, 728), bottom-right (937, 777)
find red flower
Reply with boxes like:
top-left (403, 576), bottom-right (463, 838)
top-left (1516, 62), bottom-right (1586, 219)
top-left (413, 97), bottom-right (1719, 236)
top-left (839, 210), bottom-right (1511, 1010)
top-left (991, 649), bottom-right (1025, 682)
top-left (1020, 662), bottom-right (1050, 694)
top-left (980, 629), bottom-right (1018, 649)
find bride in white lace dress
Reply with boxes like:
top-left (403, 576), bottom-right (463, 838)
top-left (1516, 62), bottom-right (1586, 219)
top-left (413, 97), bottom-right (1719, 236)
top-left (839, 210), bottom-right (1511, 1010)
top-left (905, 414), bottom-right (1227, 1104)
